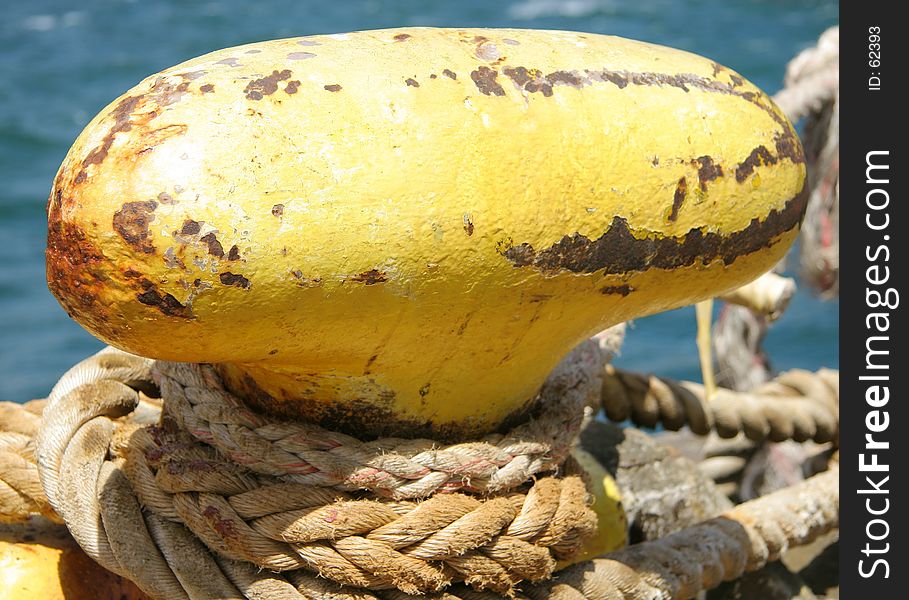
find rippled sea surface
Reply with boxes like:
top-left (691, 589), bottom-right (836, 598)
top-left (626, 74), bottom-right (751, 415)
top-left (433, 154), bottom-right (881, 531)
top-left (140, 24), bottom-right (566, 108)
top-left (0, 0), bottom-right (838, 401)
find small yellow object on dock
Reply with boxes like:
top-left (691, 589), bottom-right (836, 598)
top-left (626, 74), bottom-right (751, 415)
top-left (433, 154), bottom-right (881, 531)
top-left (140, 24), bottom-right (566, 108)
top-left (0, 519), bottom-right (147, 600)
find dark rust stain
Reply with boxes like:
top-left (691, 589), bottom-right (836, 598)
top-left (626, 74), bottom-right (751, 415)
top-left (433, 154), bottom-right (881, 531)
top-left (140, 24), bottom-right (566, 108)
top-left (587, 68), bottom-right (791, 129)
top-left (135, 124), bottom-right (188, 156)
top-left (271, 203), bottom-right (285, 217)
top-left (503, 66), bottom-right (537, 89)
top-left (693, 156), bottom-right (723, 191)
top-left (81, 95), bottom-right (140, 169)
top-left (201, 506), bottom-right (238, 539)
top-left (46, 215), bottom-right (106, 315)
top-left (464, 216), bottom-right (474, 236)
top-left (487, 64), bottom-right (791, 134)
top-left (442, 69), bottom-right (457, 80)
top-left (158, 192), bottom-right (175, 205)
top-left (324, 84), bottom-right (342, 92)
top-left (547, 70), bottom-right (585, 87)
top-left (200, 232), bottom-right (224, 258)
top-left (285, 80), bottom-right (300, 94)
top-left (79, 75), bottom-right (201, 172)
top-left (500, 241), bottom-right (534, 266)
top-left (200, 84), bottom-right (215, 93)
top-left (113, 200), bottom-right (158, 253)
top-left (393, 33), bottom-right (411, 42)
top-left (470, 66), bottom-right (505, 96)
top-left (503, 184), bottom-right (808, 274)
top-left (74, 171), bottom-right (87, 184)
top-left (180, 219), bottom-right (201, 235)
top-left (419, 383), bottom-right (431, 397)
top-left (136, 288), bottom-right (192, 318)
top-left (774, 131), bottom-right (805, 164)
top-left (503, 67), bottom-right (585, 97)
top-left (290, 270), bottom-right (322, 287)
top-left (599, 71), bottom-right (629, 89)
top-left (669, 177), bottom-right (687, 222)
top-left (244, 70), bottom-right (292, 100)
top-left (456, 314), bottom-right (472, 335)
top-left (430, 73), bottom-right (437, 79)
top-left (735, 145), bottom-right (776, 182)
top-left (601, 284), bottom-right (634, 296)
top-left (363, 354), bottom-right (379, 374)
top-left (347, 269), bottom-right (388, 285)
top-left (148, 77), bottom-right (191, 107)
top-left (730, 74), bottom-right (744, 87)
top-left (219, 272), bottom-right (251, 289)
top-left (227, 245), bottom-right (240, 261)
top-left (405, 78), bottom-right (420, 87)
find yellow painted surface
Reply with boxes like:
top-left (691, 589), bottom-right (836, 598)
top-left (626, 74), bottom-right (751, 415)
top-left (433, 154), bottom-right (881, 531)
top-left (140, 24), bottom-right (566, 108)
top-left (570, 447), bottom-right (627, 562)
top-left (47, 28), bottom-right (806, 438)
top-left (0, 520), bottom-right (146, 599)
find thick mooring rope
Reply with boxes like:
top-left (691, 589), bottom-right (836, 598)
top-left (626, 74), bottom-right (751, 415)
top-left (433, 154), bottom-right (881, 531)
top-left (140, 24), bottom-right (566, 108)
top-left (154, 357), bottom-right (596, 499)
top-left (33, 346), bottom-right (600, 597)
top-left (600, 365), bottom-right (839, 443)
top-left (777, 25), bottom-right (840, 297)
top-left (0, 399), bottom-right (60, 523)
top-left (6, 346), bottom-right (838, 599)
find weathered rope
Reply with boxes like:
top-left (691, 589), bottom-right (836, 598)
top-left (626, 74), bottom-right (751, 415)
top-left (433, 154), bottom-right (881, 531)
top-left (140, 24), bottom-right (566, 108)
top-left (717, 272), bottom-right (796, 321)
top-left (0, 399), bottom-right (61, 523)
top-left (238, 467), bottom-right (838, 600)
top-left (774, 26), bottom-right (840, 298)
top-left (34, 346), bottom-right (601, 597)
top-left (503, 467), bottom-right (839, 600)
top-left (8, 345), bottom-right (838, 599)
top-left (600, 366), bottom-right (839, 443)
top-left (154, 343), bottom-right (601, 499)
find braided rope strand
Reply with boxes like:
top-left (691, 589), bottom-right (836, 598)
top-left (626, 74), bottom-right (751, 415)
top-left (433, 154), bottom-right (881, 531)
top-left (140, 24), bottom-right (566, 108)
top-left (19, 346), bottom-right (839, 599)
top-left (32, 346), bottom-right (601, 597)
top-left (600, 365), bottom-right (839, 443)
top-left (153, 341), bottom-right (601, 500)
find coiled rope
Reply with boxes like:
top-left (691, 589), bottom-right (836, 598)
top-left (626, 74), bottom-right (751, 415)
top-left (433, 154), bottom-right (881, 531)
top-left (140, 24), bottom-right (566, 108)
top-left (0, 344), bottom-right (839, 599)
top-left (32, 346), bottom-right (601, 597)
top-left (777, 24), bottom-right (840, 298)
top-left (600, 366), bottom-right (838, 443)
top-left (0, 399), bottom-right (60, 523)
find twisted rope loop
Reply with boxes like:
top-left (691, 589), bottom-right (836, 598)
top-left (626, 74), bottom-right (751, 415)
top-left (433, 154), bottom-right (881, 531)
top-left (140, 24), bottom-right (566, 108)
top-left (33, 346), bottom-right (602, 598)
top-left (154, 343), bottom-right (601, 499)
top-left (13, 345), bottom-right (839, 599)
top-left (600, 365), bottom-right (839, 443)
top-left (0, 399), bottom-right (61, 523)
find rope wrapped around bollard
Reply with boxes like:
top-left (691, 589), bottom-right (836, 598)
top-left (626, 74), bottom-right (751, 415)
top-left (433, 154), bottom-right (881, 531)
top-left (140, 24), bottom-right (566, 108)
top-left (34, 347), bottom-right (601, 598)
top-left (5, 346), bottom-right (839, 599)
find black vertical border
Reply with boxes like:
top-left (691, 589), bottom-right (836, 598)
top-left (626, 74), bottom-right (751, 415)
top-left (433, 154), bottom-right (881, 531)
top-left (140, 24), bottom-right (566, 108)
top-left (840, 2), bottom-right (904, 595)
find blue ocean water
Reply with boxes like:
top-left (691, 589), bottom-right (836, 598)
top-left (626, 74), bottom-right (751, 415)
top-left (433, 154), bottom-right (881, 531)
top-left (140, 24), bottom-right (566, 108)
top-left (0, 0), bottom-right (838, 402)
